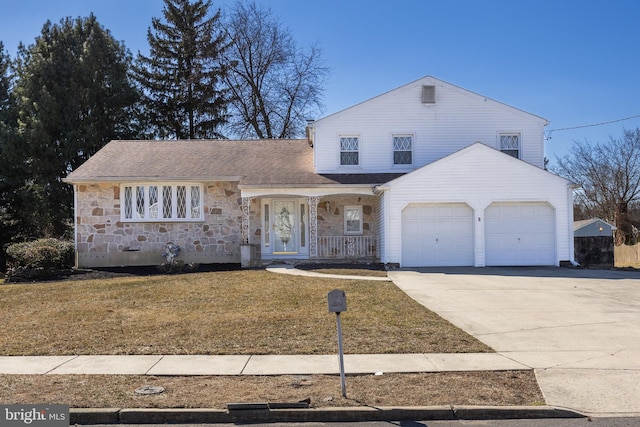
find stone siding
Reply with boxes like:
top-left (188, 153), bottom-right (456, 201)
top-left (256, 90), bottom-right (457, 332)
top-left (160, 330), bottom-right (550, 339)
top-left (75, 182), bottom-right (243, 267)
top-left (316, 195), bottom-right (377, 237)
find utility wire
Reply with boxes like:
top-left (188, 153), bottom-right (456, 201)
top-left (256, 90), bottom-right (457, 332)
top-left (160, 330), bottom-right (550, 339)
top-left (545, 114), bottom-right (640, 140)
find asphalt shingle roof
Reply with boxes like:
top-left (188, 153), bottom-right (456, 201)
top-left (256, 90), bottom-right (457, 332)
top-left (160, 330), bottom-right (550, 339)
top-left (64, 139), bottom-right (404, 187)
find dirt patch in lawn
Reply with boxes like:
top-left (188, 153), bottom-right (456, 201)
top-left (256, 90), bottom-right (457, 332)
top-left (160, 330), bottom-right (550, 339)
top-left (0, 371), bottom-right (543, 409)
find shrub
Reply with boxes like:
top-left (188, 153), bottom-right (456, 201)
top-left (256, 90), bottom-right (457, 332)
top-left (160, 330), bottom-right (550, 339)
top-left (157, 242), bottom-right (197, 274)
top-left (157, 259), bottom-right (198, 274)
top-left (5, 238), bottom-right (74, 269)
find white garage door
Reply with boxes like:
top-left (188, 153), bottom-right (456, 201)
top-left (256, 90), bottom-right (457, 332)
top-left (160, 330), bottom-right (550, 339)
top-left (485, 202), bottom-right (556, 266)
top-left (402, 203), bottom-right (474, 267)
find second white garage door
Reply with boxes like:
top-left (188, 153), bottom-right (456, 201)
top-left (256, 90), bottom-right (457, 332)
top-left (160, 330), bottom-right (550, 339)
top-left (402, 203), bottom-right (474, 267)
top-left (485, 202), bottom-right (556, 266)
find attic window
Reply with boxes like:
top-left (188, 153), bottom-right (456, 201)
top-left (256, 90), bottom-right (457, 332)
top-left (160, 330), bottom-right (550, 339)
top-left (421, 85), bottom-right (436, 104)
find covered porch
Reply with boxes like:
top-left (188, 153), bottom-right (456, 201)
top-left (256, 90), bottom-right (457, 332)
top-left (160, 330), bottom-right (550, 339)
top-left (239, 187), bottom-right (380, 266)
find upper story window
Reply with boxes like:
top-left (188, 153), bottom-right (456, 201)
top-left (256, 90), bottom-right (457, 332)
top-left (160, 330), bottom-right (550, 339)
top-left (121, 183), bottom-right (203, 222)
top-left (340, 136), bottom-right (359, 166)
top-left (393, 135), bottom-right (413, 165)
top-left (500, 134), bottom-right (520, 158)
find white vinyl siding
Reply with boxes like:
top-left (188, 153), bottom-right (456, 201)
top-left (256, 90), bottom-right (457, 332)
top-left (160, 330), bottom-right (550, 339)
top-left (379, 144), bottom-right (572, 267)
top-left (376, 193), bottom-right (386, 262)
top-left (313, 77), bottom-right (547, 173)
top-left (121, 183), bottom-right (203, 222)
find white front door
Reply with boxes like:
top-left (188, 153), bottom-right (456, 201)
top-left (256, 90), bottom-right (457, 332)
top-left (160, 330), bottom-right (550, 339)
top-left (273, 200), bottom-right (297, 253)
top-left (263, 198), bottom-right (309, 257)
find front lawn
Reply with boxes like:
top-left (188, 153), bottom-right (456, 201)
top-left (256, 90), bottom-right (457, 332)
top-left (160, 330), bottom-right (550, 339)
top-left (0, 270), bottom-right (490, 355)
top-left (0, 270), bottom-right (544, 410)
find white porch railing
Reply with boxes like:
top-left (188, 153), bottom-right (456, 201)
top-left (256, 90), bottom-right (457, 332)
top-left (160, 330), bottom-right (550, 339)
top-left (316, 236), bottom-right (377, 259)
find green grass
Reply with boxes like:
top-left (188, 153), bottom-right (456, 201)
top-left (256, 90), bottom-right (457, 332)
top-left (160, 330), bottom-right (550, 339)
top-left (0, 270), bottom-right (491, 355)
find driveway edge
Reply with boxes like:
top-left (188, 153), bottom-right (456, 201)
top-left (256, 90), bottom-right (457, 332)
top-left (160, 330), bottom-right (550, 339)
top-left (70, 405), bottom-right (584, 424)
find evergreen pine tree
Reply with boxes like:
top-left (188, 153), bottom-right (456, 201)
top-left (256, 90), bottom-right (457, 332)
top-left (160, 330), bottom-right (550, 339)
top-left (0, 42), bottom-right (12, 136)
top-left (0, 42), bottom-right (19, 259)
top-left (12, 15), bottom-right (140, 237)
top-left (134, 0), bottom-right (230, 139)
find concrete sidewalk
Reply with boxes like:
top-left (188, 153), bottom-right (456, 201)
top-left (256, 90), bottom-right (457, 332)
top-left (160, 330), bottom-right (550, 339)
top-left (266, 264), bottom-right (392, 281)
top-left (2, 353), bottom-right (583, 424)
top-left (0, 352), bottom-right (529, 375)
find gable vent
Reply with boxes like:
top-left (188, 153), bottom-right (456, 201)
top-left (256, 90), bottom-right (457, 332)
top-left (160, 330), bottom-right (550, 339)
top-left (421, 85), bottom-right (436, 104)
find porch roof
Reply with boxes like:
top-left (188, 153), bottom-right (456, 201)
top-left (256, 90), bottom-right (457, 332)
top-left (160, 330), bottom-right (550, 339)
top-left (64, 139), bottom-right (406, 187)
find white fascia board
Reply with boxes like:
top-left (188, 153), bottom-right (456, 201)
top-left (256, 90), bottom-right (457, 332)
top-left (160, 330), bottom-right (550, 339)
top-left (240, 186), bottom-right (375, 198)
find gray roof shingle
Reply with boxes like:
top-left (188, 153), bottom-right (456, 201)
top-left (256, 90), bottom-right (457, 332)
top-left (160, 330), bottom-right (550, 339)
top-left (64, 139), bottom-right (402, 187)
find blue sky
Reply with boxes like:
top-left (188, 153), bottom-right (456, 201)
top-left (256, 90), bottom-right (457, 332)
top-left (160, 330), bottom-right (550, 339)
top-left (1, 0), bottom-right (639, 164)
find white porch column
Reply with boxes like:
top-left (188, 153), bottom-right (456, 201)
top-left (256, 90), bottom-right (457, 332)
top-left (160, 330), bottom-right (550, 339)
top-left (241, 196), bottom-right (255, 244)
top-left (307, 196), bottom-right (319, 257)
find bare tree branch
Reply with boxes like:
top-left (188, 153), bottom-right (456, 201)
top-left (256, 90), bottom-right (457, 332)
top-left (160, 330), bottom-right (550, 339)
top-left (554, 128), bottom-right (640, 244)
top-left (222, 1), bottom-right (329, 139)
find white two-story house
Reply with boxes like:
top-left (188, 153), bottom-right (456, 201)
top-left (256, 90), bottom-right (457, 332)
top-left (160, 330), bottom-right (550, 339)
top-left (64, 76), bottom-right (576, 268)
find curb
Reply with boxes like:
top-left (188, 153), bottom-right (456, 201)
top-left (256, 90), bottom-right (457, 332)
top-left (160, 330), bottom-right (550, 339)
top-left (70, 405), bottom-right (584, 424)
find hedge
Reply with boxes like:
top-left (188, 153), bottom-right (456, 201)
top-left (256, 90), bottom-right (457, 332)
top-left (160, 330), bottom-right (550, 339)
top-left (5, 238), bottom-right (74, 269)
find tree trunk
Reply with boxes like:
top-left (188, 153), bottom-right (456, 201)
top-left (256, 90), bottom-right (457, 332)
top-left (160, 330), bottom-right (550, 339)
top-left (615, 201), bottom-right (630, 245)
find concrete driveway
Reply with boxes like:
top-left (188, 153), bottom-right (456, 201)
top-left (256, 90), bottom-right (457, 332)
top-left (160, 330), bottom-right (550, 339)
top-left (388, 267), bottom-right (640, 417)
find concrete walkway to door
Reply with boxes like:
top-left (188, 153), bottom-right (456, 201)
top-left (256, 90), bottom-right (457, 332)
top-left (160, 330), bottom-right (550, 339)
top-left (388, 267), bottom-right (640, 417)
